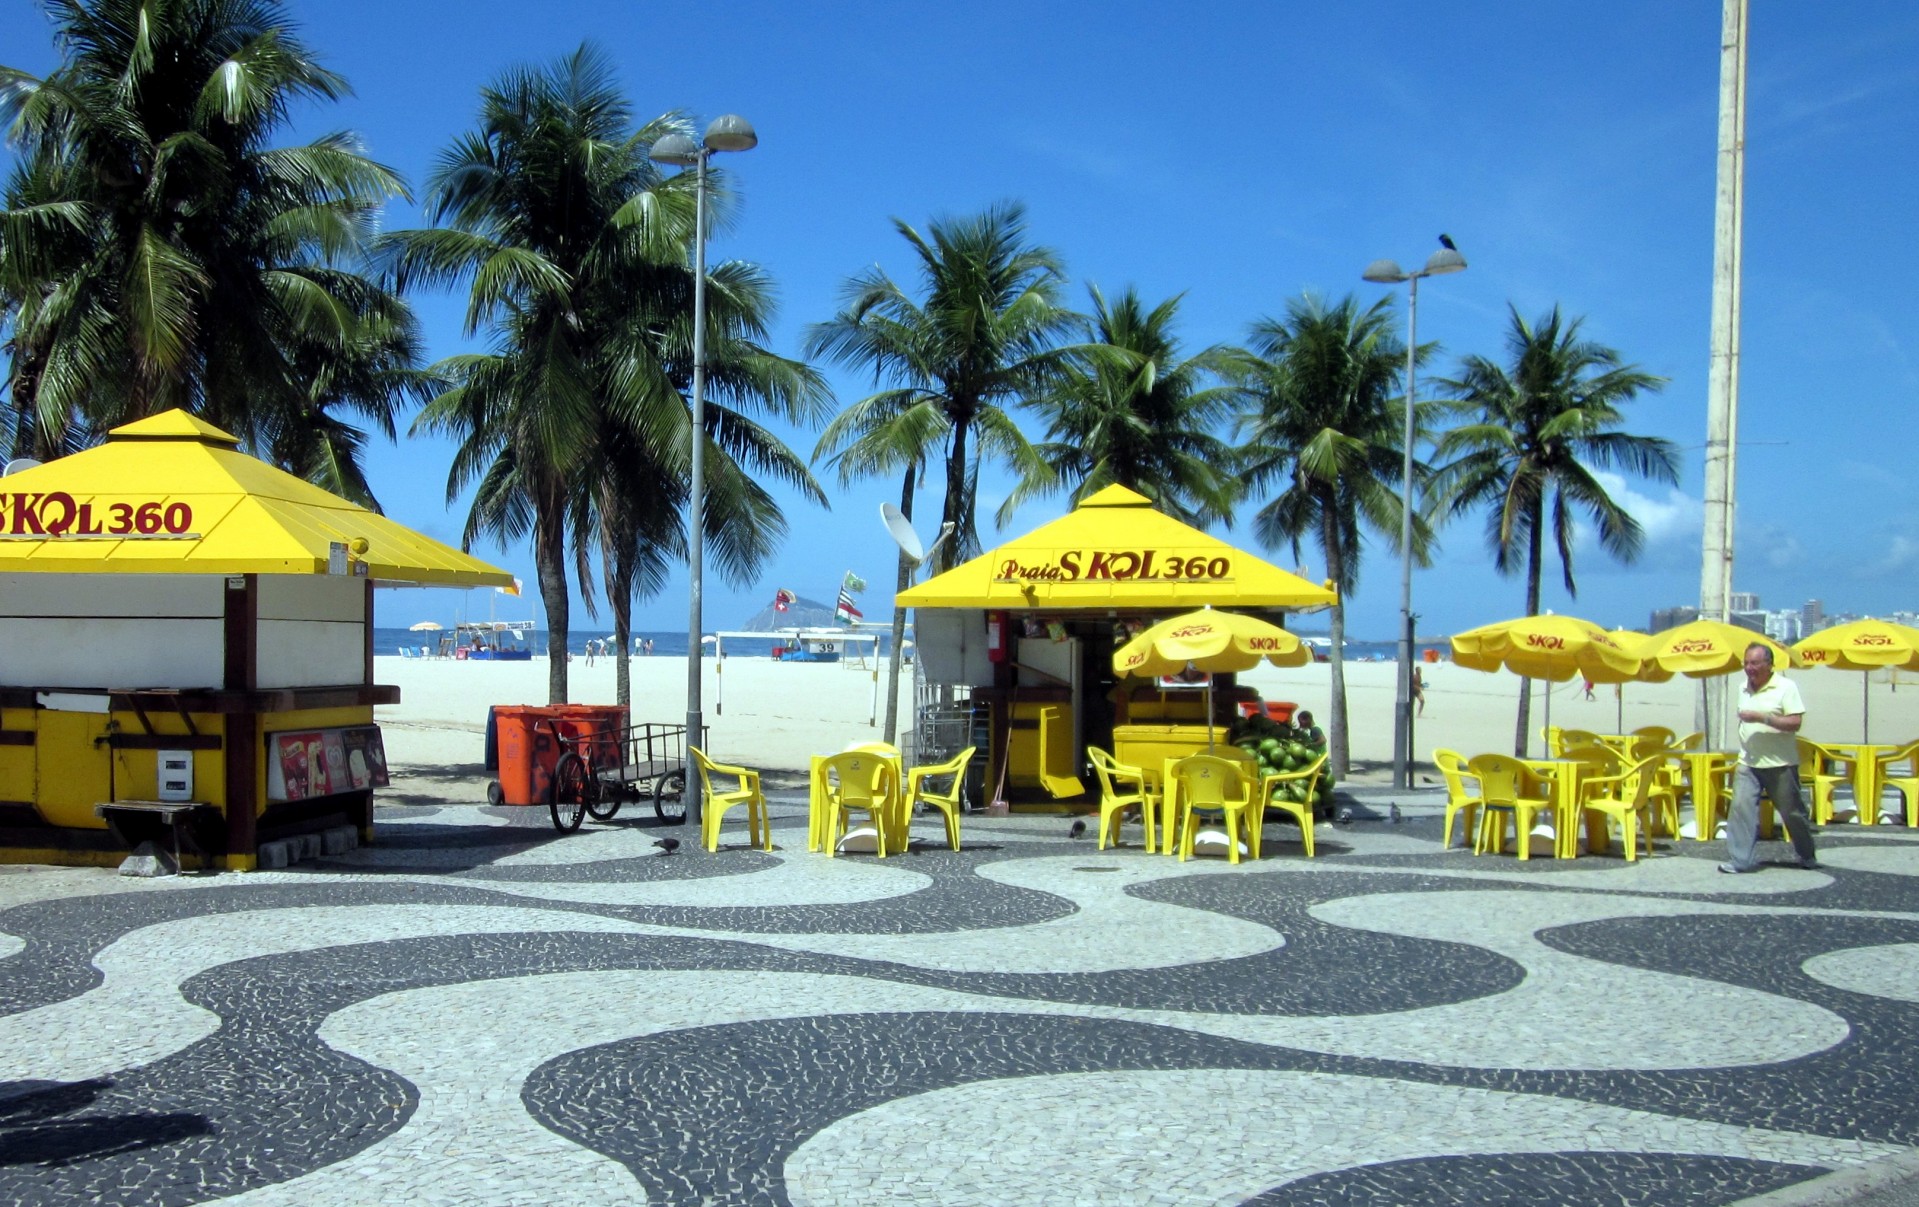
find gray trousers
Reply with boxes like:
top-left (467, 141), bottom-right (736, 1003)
top-left (1725, 762), bottom-right (1816, 869)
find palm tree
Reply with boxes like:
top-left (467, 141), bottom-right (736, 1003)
top-left (576, 259), bottom-right (827, 707)
top-left (394, 46), bottom-right (824, 704)
top-left (0, 0), bottom-right (415, 479)
top-left (1002, 284), bottom-right (1239, 527)
top-left (1432, 303), bottom-right (1676, 755)
top-left (1232, 293), bottom-right (1434, 778)
top-left (806, 202), bottom-right (1077, 574)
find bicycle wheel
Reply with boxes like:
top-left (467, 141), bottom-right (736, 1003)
top-left (652, 769), bottom-right (687, 825)
top-left (585, 771), bottom-right (620, 821)
top-left (549, 753), bottom-right (588, 832)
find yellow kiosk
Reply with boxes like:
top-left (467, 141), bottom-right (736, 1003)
top-left (0, 410), bottom-right (513, 869)
top-left (896, 485), bottom-right (1336, 808)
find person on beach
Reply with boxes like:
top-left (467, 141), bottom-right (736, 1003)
top-left (1411, 666), bottom-right (1426, 716)
top-left (1581, 677), bottom-right (1596, 701)
top-left (1719, 642), bottom-right (1817, 874)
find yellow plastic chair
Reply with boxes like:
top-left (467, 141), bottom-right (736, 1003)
top-left (1087, 747), bottom-right (1157, 851)
top-left (1632, 725), bottom-right (1677, 748)
top-left (1542, 726), bottom-right (1565, 756)
top-left (1256, 751), bottom-right (1327, 858)
top-left (820, 750), bottom-right (901, 857)
top-left (1433, 749), bottom-right (1483, 849)
top-left (689, 747), bottom-right (771, 853)
top-left (1554, 728), bottom-right (1603, 756)
top-left (1796, 737), bottom-right (1848, 825)
top-left (1171, 754), bottom-right (1257, 863)
top-left (904, 746), bottom-right (975, 851)
top-left (1874, 739), bottom-right (1919, 827)
top-left (1467, 754), bottom-right (1556, 859)
top-left (1573, 755), bottom-right (1661, 861)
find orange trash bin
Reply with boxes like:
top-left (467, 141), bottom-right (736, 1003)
top-left (489, 705), bottom-right (567, 807)
top-left (1264, 701), bottom-right (1298, 724)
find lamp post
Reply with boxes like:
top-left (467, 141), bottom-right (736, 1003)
top-left (1362, 243), bottom-right (1466, 790)
top-left (651, 114), bottom-right (758, 829)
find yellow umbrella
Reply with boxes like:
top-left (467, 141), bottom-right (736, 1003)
top-left (1791, 619), bottom-right (1919, 741)
top-left (1113, 607), bottom-right (1311, 751)
top-left (1642, 620), bottom-right (1788, 677)
top-left (1451, 614), bottom-right (1644, 754)
top-left (0, 410), bottom-right (512, 587)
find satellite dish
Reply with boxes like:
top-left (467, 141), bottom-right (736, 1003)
top-left (2, 458), bottom-right (43, 477)
top-left (881, 503), bottom-right (925, 564)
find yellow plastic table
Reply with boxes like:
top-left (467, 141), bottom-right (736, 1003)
top-left (810, 745), bottom-right (907, 853)
top-left (1680, 750), bottom-right (1737, 841)
top-left (1520, 758), bottom-right (1587, 858)
top-left (1819, 742), bottom-right (1894, 825)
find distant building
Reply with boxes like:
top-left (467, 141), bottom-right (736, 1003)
top-left (1803, 599), bottom-right (1825, 632)
top-left (1651, 605), bottom-right (1699, 632)
top-left (1730, 610), bottom-right (1768, 635)
top-left (1763, 610), bottom-right (1802, 643)
top-left (1729, 591), bottom-right (1760, 612)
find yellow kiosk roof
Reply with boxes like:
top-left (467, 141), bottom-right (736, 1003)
top-left (896, 485), bottom-right (1338, 611)
top-left (0, 410), bottom-right (513, 587)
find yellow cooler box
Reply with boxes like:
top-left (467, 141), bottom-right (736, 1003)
top-left (1112, 724), bottom-right (1233, 789)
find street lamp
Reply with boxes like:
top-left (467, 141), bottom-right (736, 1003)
top-left (651, 114), bottom-right (758, 829)
top-left (1361, 242), bottom-right (1466, 790)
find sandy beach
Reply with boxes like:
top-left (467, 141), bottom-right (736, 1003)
top-left (374, 652), bottom-right (1919, 788)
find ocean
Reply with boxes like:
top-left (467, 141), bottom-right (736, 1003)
top-left (375, 628), bottom-right (842, 659)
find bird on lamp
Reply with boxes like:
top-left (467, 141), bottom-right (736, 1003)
top-left (1438, 233), bottom-right (1458, 251)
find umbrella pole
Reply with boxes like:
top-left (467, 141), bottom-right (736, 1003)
top-left (1864, 673), bottom-right (1871, 743)
top-left (1543, 679), bottom-right (1551, 758)
top-left (1616, 683), bottom-right (1624, 734)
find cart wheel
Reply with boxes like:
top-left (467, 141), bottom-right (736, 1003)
top-left (549, 753), bottom-right (589, 832)
top-left (486, 780), bottom-right (504, 807)
top-left (585, 773), bottom-right (621, 821)
top-left (653, 769), bottom-right (687, 825)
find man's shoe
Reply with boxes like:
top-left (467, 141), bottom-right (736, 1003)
top-left (1717, 862), bottom-right (1756, 874)
top-left (1798, 857), bottom-right (1821, 870)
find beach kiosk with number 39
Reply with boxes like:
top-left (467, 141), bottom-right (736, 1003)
top-left (0, 410), bottom-right (514, 870)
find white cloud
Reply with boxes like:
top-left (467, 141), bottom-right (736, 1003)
top-left (1583, 470), bottom-right (1702, 550)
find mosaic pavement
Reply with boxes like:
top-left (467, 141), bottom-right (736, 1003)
top-left (1, 790), bottom-right (1917, 1206)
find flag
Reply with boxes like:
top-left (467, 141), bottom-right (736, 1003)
top-left (834, 589), bottom-right (862, 626)
top-left (773, 587), bottom-right (795, 613)
top-left (842, 570), bottom-right (867, 594)
top-left (496, 577), bottom-right (522, 597)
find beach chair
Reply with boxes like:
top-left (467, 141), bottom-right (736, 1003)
top-left (1466, 754), bottom-right (1555, 859)
top-left (905, 746), bottom-right (975, 851)
top-left (1874, 739), bottom-right (1919, 827)
top-left (689, 747), bottom-right (771, 853)
top-left (819, 750), bottom-right (901, 857)
top-left (1170, 754), bottom-right (1257, 863)
top-left (1255, 751), bottom-right (1326, 858)
top-left (1433, 749), bottom-right (1482, 849)
top-left (1087, 747), bottom-right (1156, 852)
top-left (1573, 755), bottom-right (1661, 861)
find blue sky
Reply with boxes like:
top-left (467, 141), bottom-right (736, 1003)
top-left (5, 1), bottom-right (1916, 639)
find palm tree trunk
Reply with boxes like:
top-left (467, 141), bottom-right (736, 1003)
top-left (535, 491), bottom-right (570, 705)
top-left (1320, 499), bottom-right (1351, 778)
top-left (1512, 507), bottom-right (1546, 755)
top-left (940, 412), bottom-right (971, 574)
top-left (612, 573), bottom-right (632, 709)
top-left (882, 463), bottom-right (916, 745)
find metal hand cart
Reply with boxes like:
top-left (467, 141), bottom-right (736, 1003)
top-left (543, 719), bottom-right (704, 832)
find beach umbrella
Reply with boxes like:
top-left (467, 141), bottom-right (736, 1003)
top-left (1637, 620), bottom-right (1790, 741)
top-left (1608, 629), bottom-right (1671, 733)
top-left (408, 620), bottom-right (443, 631)
top-left (1113, 607), bottom-right (1311, 750)
top-left (1450, 614), bottom-right (1643, 754)
top-left (1791, 619), bottom-right (1919, 741)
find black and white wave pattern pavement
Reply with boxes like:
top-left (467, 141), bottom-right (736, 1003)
top-left (1, 796), bottom-right (1916, 1205)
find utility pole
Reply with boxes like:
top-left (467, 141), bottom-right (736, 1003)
top-left (1698, 0), bottom-right (1747, 751)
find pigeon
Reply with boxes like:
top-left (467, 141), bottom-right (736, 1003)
top-left (653, 837), bottom-right (680, 855)
top-left (1068, 819), bottom-right (1088, 839)
top-left (1438, 233), bottom-right (1457, 251)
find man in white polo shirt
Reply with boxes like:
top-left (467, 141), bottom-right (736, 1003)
top-left (1719, 642), bottom-right (1817, 873)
